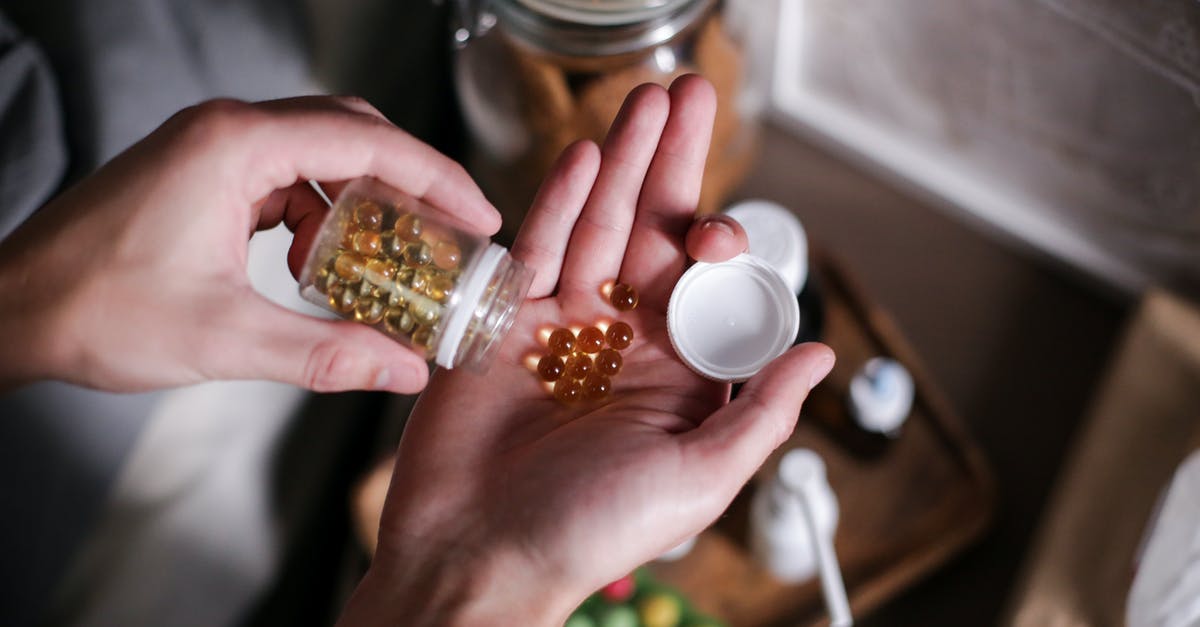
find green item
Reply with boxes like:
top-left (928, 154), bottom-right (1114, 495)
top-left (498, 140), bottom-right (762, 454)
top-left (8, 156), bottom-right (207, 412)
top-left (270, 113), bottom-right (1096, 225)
top-left (564, 613), bottom-right (597, 627)
top-left (598, 604), bottom-right (639, 627)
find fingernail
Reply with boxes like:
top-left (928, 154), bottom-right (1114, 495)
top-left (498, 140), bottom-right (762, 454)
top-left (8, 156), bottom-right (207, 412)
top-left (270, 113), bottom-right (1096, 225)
top-left (700, 215), bottom-right (738, 237)
top-left (373, 368), bottom-right (391, 390)
top-left (809, 354), bottom-right (835, 390)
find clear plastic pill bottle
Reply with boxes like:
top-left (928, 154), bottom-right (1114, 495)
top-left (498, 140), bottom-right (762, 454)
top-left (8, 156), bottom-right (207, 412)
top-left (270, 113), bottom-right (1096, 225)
top-left (298, 177), bottom-right (533, 372)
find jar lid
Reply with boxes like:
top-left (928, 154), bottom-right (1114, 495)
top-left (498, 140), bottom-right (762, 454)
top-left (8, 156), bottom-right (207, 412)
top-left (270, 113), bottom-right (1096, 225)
top-left (725, 199), bottom-right (809, 295)
top-left (490, 0), bottom-right (713, 57)
top-left (516, 0), bottom-right (690, 25)
top-left (667, 254), bottom-right (800, 382)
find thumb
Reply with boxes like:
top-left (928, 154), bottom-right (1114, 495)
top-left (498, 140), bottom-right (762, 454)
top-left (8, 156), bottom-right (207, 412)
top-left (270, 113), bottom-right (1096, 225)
top-left (211, 296), bottom-right (430, 394)
top-left (685, 214), bottom-right (748, 263)
top-left (680, 342), bottom-right (834, 499)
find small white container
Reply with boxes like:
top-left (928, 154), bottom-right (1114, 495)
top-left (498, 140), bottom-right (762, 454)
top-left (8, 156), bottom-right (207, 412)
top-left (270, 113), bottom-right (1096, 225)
top-left (848, 357), bottom-right (915, 436)
top-left (725, 199), bottom-right (809, 295)
top-left (750, 449), bottom-right (839, 582)
top-left (666, 253), bottom-right (800, 382)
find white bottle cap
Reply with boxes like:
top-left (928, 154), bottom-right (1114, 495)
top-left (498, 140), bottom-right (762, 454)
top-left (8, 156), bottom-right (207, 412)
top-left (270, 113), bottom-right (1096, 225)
top-left (667, 254), bottom-right (801, 382)
top-left (779, 448), bottom-right (829, 495)
top-left (848, 357), bottom-right (915, 435)
top-left (435, 243), bottom-right (506, 369)
top-left (725, 199), bottom-right (809, 295)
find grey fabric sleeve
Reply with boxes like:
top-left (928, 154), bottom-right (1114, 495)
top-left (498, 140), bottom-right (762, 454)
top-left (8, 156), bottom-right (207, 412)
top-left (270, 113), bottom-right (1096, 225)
top-left (0, 10), bottom-right (66, 239)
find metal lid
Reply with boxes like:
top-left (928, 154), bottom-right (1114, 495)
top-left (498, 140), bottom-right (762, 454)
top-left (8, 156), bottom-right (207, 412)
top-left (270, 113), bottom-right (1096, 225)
top-left (454, 0), bottom-right (714, 56)
top-left (516, 0), bottom-right (691, 25)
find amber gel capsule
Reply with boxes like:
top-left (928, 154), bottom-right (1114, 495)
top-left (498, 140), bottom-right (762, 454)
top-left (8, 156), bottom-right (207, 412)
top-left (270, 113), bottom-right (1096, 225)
top-left (334, 252), bottom-right (367, 281)
top-left (538, 355), bottom-right (566, 382)
top-left (433, 241), bottom-right (462, 270)
top-left (354, 201), bottom-right (384, 230)
top-left (565, 353), bottom-right (593, 380)
top-left (610, 283), bottom-right (638, 311)
top-left (582, 373), bottom-right (611, 400)
top-left (554, 378), bottom-right (583, 403)
top-left (605, 321), bottom-right (634, 350)
top-left (352, 230), bottom-right (382, 256)
top-left (576, 326), bottom-right (605, 354)
top-left (548, 328), bottom-right (576, 357)
top-left (595, 348), bottom-right (622, 377)
top-left (394, 213), bottom-right (422, 241)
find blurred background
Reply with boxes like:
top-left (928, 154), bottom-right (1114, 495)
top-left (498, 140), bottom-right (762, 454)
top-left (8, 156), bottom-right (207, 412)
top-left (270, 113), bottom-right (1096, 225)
top-left (0, 1), bottom-right (1197, 626)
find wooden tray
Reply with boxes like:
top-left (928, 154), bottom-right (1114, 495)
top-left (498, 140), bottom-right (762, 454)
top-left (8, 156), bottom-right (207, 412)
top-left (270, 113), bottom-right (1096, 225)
top-left (648, 253), bottom-right (995, 626)
top-left (1004, 291), bottom-right (1200, 626)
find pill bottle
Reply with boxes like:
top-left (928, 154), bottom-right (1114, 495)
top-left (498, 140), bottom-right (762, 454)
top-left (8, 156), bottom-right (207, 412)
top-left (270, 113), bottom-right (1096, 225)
top-left (749, 448), bottom-right (840, 583)
top-left (849, 357), bottom-right (914, 437)
top-left (298, 177), bottom-right (533, 372)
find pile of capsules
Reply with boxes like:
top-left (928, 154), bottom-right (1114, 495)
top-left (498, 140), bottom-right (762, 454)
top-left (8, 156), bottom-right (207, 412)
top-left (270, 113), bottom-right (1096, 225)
top-left (537, 282), bottom-right (639, 403)
top-left (311, 199), bottom-right (463, 357)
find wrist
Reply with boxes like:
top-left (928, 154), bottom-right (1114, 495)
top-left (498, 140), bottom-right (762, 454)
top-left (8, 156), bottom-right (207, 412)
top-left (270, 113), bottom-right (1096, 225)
top-left (338, 535), bottom-right (579, 627)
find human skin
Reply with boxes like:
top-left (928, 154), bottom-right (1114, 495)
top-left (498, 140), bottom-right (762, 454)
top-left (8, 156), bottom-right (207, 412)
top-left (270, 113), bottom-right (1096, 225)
top-left (0, 81), bottom-right (832, 626)
top-left (336, 76), bottom-right (834, 627)
top-left (0, 96), bottom-right (499, 394)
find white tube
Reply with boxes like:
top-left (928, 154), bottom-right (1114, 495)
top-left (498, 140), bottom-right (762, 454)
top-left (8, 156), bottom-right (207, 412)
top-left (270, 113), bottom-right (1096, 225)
top-left (794, 459), bottom-right (853, 627)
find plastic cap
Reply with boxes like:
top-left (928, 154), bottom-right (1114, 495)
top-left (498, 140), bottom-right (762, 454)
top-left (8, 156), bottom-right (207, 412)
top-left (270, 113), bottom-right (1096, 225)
top-left (779, 448), bottom-right (827, 495)
top-left (436, 243), bottom-right (506, 369)
top-left (848, 357), bottom-right (915, 435)
top-left (667, 254), bottom-right (800, 382)
top-left (725, 200), bottom-right (809, 295)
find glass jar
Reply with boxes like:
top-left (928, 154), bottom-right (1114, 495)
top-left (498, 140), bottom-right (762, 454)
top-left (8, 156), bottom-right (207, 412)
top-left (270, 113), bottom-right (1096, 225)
top-left (298, 177), bottom-right (533, 372)
top-left (452, 0), bottom-right (760, 238)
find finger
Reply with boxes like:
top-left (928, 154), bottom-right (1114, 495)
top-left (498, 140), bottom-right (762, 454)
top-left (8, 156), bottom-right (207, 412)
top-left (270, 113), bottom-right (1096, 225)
top-left (287, 208), bottom-right (326, 280)
top-left (619, 75), bottom-right (717, 308)
top-left (250, 181), bottom-right (333, 279)
top-left (186, 99), bottom-right (501, 236)
top-left (558, 84), bottom-right (670, 297)
top-left (208, 293), bottom-right (431, 394)
top-left (256, 180), bottom-right (327, 232)
top-left (253, 94), bottom-right (392, 123)
top-left (511, 140), bottom-right (601, 299)
top-left (684, 214), bottom-right (747, 263)
top-left (679, 343), bottom-right (835, 502)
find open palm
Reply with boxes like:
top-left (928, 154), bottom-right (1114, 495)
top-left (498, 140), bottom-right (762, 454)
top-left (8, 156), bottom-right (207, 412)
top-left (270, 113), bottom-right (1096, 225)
top-left (359, 77), bottom-right (833, 625)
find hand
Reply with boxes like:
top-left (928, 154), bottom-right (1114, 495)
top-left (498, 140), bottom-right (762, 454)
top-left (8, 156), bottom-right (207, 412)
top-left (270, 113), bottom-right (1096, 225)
top-left (340, 76), bottom-right (835, 626)
top-left (0, 96), bottom-right (499, 394)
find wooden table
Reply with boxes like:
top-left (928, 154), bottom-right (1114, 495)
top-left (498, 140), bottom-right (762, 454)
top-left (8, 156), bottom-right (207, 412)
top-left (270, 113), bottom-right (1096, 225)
top-left (649, 255), bottom-right (995, 626)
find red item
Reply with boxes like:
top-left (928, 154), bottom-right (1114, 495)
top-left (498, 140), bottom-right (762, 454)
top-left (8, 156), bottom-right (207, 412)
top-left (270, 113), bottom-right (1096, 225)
top-left (600, 574), bottom-right (636, 602)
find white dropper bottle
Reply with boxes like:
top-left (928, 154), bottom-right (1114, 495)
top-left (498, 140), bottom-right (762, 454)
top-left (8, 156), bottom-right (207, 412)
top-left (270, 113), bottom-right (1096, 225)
top-left (750, 448), bottom-right (853, 626)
